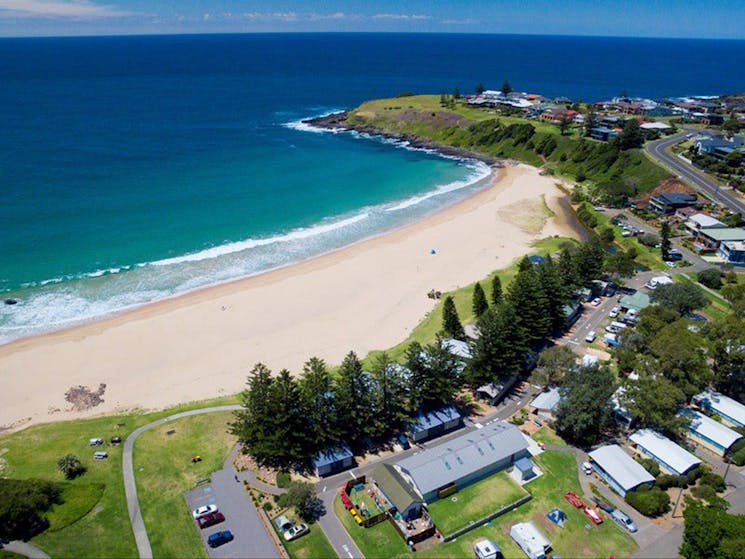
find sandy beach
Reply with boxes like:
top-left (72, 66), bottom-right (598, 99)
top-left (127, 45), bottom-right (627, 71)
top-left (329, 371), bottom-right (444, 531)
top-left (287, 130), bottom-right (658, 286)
top-left (0, 164), bottom-right (579, 431)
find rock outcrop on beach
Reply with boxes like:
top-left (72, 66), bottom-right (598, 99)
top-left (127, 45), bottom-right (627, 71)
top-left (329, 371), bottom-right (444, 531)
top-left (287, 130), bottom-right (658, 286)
top-left (306, 111), bottom-right (502, 166)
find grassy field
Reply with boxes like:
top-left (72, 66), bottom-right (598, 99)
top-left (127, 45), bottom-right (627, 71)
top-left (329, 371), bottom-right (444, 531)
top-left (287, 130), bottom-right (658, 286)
top-left (674, 274), bottom-right (733, 322)
top-left (273, 514), bottom-right (336, 559)
top-left (426, 471), bottom-right (527, 535)
top-left (0, 395), bottom-right (238, 558)
top-left (365, 236), bottom-right (577, 364)
top-left (45, 482), bottom-right (106, 531)
top-left (347, 95), bottom-right (671, 196)
top-left (333, 495), bottom-right (409, 559)
top-left (532, 426), bottom-right (568, 447)
top-left (134, 411), bottom-right (237, 559)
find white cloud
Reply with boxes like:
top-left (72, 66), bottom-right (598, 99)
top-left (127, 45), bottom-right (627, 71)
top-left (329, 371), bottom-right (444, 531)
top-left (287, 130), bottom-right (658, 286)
top-left (372, 13), bottom-right (431, 21)
top-left (242, 11), bottom-right (299, 22)
top-left (442, 18), bottom-right (477, 25)
top-left (0, 0), bottom-right (132, 18)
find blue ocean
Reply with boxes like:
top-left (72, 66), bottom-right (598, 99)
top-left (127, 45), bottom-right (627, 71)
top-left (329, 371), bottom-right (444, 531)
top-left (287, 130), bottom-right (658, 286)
top-left (1, 33), bottom-right (744, 342)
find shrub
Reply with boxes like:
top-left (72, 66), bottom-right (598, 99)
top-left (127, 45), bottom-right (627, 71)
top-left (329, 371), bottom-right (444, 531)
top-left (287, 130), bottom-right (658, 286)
top-left (639, 233), bottom-right (660, 247)
top-left (698, 268), bottom-right (723, 290)
top-left (625, 486), bottom-right (670, 517)
top-left (263, 501), bottom-right (273, 511)
top-left (0, 479), bottom-right (62, 541)
top-left (700, 473), bottom-right (726, 493)
top-left (730, 446), bottom-right (745, 467)
top-left (691, 484), bottom-right (729, 511)
top-left (638, 457), bottom-right (660, 477)
top-left (57, 454), bottom-right (86, 480)
top-left (511, 416), bottom-right (525, 425)
top-left (656, 473), bottom-right (682, 490)
top-left (276, 471), bottom-right (291, 489)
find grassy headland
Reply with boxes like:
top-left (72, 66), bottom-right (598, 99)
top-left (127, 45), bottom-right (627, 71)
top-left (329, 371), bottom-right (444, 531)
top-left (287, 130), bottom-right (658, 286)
top-left (316, 95), bottom-right (670, 204)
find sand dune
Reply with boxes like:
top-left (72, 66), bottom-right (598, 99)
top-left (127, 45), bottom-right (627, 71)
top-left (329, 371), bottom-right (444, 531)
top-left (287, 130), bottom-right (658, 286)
top-left (0, 164), bottom-right (578, 431)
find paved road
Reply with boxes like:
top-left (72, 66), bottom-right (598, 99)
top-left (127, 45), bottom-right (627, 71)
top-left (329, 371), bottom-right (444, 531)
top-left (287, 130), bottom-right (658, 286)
top-left (646, 133), bottom-right (745, 215)
top-left (122, 405), bottom-right (241, 559)
top-left (2, 541), bottom-right (50, 559)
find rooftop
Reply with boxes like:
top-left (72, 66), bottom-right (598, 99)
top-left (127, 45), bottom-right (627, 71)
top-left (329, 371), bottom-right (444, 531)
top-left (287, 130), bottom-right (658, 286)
top-left (683, 410), bottom-right (743, 449)
top-left (630, 429), bottom-right (701, 475)
top-left (408, 405), bottom-right (461, 435)
top-left (396, 421), bottom-right (528, 497)
top-left (589, 445), bottom-right (655, 492)
top-left (652, 193), bottom-right (698, 205)
top-left (694, 391), bottom-right (745, 427)
top-left (441, 338), bottom-right (473, 360)
top-left (312, 444), bottom-right (353, 468)
top-left (699, 228), bottom-right (745, 242)
top-left (618, 292), bottom-right (651, 311)
top-left (531, 387), bottom-right (561, 411)
top-left (722, 241), bottom-right (745, 251)
top-left (688, 214), bottom-right (726, 228)
top-left (371, 463), bottom-right (422, 513)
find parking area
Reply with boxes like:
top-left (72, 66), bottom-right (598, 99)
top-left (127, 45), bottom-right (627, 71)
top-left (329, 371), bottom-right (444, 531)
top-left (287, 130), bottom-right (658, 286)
top-left (185, 469), bottom-right (279, 559)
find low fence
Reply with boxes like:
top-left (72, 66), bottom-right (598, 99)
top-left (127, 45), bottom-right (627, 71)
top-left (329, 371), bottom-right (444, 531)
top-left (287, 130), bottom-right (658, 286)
top-left (387, 516), bottom-right (436, 545)
top-left (442, 494), bottom-right (532, 542)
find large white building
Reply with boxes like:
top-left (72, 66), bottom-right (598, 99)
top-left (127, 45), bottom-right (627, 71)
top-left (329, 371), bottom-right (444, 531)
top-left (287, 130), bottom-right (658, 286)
top-left (682, 410), bottom-right (743, 457)
top-left (629, 429), bottom-right (701, 476)
top-left (589, 445), bottom-right (655, 496)
top-left (694, 391), bottom-right (745, 428)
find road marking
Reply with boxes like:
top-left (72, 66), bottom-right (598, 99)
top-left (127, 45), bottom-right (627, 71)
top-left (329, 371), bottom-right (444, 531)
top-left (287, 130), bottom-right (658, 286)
top-left (342, 544), bottom-right (353, 559)
top-left (322, 485), bottom-right (327, 493)
top-left (348, 471), bottom-right (357, 480)
top-left (567, 340), bottom-right (579, 345)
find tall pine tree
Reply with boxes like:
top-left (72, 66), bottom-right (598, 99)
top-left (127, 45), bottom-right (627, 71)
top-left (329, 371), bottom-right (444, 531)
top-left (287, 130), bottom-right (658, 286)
top-left (536, 255), bottom-right (568, 334)
top-left (334, 351), bottom-right (376, 444)
top-left (490, 275), bottom-right (503, 306)
top-left (299, 357), bottom-right (338, 451)
top-left (230, 363), bottom-right (277, 466)
top-left (472, 282), bottom-right (489, 317)
top-left (268, 369), bottom-right (307, 467)
top-left (369, 352), bottom-right (410, 437)
top-left (507, 257), bottom-right (551, 344)
top-left (442, 295), bottom-right (466, 340)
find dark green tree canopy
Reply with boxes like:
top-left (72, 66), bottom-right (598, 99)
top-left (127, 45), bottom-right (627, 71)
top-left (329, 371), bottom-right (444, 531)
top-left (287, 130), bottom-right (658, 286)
top-left (0, 478), bottom-right (62, 541)
top-left (616, 118), bottom-right (644, 150)
top-left (472, 281), bottom-right (489, 317)
top-left (650, 282), bottom-right (710, 315)
top-left (442, 295), bottom-right (466, 340)
top-left (555, 364), bottom-right (616, 447)
top-left (490, 274), bottom-right (503, 306)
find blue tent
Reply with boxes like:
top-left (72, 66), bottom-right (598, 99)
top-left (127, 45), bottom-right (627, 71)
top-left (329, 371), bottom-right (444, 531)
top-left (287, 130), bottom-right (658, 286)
top-left (547, 508), bottom-right (567, 528)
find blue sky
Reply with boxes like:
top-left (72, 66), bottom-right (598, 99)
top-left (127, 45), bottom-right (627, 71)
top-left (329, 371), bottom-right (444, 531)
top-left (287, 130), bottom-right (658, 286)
top-left (1, 0), bottom-right (743, 39)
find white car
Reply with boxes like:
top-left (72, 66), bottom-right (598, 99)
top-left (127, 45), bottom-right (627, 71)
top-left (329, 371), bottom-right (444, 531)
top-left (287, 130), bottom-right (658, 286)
top-left (591, 298), bottom-right (602, 306)
top-left (192, 505), bottom-right (218, 519)
top-left (621, 230), bottom-right (632, 237)
top-left (609, 306), bottom-right (620, 318)
top-left (585, 331), bottom-right (597, 343)
top-left (284, 524), bottom-right (309, 541)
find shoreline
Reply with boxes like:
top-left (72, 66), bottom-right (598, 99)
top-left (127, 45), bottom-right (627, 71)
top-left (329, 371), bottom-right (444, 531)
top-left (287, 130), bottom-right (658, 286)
top-left (0, 164), bottom-right (581, 433)
top-left (306, 110), bottom-right (502, 165)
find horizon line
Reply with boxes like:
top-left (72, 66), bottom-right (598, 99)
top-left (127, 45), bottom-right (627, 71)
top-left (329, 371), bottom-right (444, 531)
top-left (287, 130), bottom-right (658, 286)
top-left (2, 30), bottom-right (744, 42)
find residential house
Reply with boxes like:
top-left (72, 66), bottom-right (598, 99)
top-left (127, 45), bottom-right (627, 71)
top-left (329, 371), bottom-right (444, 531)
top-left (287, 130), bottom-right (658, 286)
top-left (695, 135), bottom-right (744, 158)
top-left (370, 463), bottom-right (424, 521)
top-left (589, 127), bottom-right (619, 142)
top-left (684, 213), bottom-right (727, 236)
top-left (681, 410), bottom-right (743, 457)
top-left (649, 192), bottom-right (698, 214)
top-left (313, 444), bottom-right (355, 477)
top-left (719, 241), bottom-right (745, 266)
top-left (629, 429), bottom-right (701, 476)
top-left (693, 227), bottom-right (745, 252)
top-left (531, 387), bottom-right (561, 420)
top-left (408, 405), bottom-right (462, 443)
top-left (588, 445), bottom-right (655, 496)
top-left (694, 391), bottom-right (745, 429)
top-left (640, 121), bottom-right (672, 132)
top-left (476, 377), bottom-right (518, 406)
top-left (618, 292), bottom-right (650, 313)
top-left (394, 421), bottom-right (530, 502)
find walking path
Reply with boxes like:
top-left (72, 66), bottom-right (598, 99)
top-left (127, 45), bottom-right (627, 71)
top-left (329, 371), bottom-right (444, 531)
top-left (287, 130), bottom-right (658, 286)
top-left (122, 405), bottom-right (241, 559)
top-left (3, 542), bottom-right (50, 559)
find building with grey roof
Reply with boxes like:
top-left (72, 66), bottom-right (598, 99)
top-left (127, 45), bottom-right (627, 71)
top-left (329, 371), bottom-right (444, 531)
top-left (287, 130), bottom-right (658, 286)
top-left (370, 463), bottom-right (424, 521)
top-left (630, 429), bottom-right (701, 476)
top-left (681, 410), bottom-right (743, 456)
top-left (394, 421), bottom-right (529, 502)
top-left (589, 445), bottom-right (654, 496)
top-left (694, 390), bottom-right (745, 428)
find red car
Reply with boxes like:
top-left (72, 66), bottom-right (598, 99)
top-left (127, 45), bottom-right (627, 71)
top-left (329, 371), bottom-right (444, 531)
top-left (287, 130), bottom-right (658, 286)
top-left (197, 512), bottom-right (225, 529)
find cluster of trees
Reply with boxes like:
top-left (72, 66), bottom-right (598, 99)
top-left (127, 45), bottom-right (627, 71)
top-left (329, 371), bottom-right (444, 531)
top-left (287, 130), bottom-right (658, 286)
top-left (624, 485), bottom-right (670, 517)
top-left (681, 501), bottom-right (745, 559)
top-left (277, 481), bottom-right (324, 522)
top-left (0, 478), bottom-right (62, 541)
top-left (230, 346), bottom-right (462, 469)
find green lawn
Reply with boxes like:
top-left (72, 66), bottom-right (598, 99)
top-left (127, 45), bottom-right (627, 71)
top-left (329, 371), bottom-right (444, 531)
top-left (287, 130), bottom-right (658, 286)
top-left (134, 411), bottom-right (238, 559)
top-left (674, 274), bottom-right (732, 321)
top-left (333, 494), bottom-right (409, 559)
top-left (0, 395), bottom-right (238, 559)
top-left (365, 236), bottom-right (577, 364)
top-left (46, 482), bottom-right (105, 531)
top-left (273, 516), bottom-right (336, 559)
top-left (532, 427), bottom-right (568, 447)
top-left (426, 471), bottom-right (527, 535)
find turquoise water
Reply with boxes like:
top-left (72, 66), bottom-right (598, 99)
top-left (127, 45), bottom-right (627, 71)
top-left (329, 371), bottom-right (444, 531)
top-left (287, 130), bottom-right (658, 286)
top-left (3, 32), bottom-right (743, 343)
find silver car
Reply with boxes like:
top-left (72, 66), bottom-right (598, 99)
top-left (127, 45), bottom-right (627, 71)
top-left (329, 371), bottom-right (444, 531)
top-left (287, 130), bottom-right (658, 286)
top-left (611, 509), bottom-right (638, 533)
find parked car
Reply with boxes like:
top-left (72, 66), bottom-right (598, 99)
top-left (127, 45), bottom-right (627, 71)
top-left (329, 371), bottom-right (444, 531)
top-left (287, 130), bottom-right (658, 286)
top-left (207, 530), bottom-right (234, 548)
top-left (89, 438), bottom-right (103, 446)
top-left (591, 297), bottom-right (602, 306)
top-left (611, 509), bottom-right (638, 533)
top-left (585, 331), bottom-right (597, 343)
top-left (591, 496), bottom-right (615, 513)
top-left (284, 524), bottom-right (309, 541)
top-left (582, 461), bottom-right (593, 476)
top-left (197, 512), bottom-right (225, 529)
top-left (605, 325), bottom-right (618, 334)
top-left (609, 306), bottom-right (620, 318)
top-left (621, 230), bottom-right (632, 237)
top-left (617, 286), bottom-right (637, 296)
top-left (110, 436), bottom-right (121, 444)
top-left (396, 432), bottom-right (410, 450)
top-left (192, 504), bottom-right (218, 519)
top-left (93, 451), bottom-right (108, 460)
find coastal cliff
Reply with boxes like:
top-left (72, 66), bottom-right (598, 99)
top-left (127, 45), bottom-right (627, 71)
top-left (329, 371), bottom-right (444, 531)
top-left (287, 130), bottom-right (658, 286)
top-left (306, 111), bottom-right (502, 165)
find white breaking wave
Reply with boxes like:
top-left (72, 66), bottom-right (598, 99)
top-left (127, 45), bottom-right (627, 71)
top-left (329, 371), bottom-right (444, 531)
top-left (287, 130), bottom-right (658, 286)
top-left (149, 212), bottom-right (370, 267)
top-left (385, 163), bottom-right (492, 212)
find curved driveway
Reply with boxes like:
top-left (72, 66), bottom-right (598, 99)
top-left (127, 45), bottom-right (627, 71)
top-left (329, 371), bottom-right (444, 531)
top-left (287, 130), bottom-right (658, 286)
top-left (646, 133), bottom-right (745, 215)
top-left (123, 405), bottom-right (241, 559)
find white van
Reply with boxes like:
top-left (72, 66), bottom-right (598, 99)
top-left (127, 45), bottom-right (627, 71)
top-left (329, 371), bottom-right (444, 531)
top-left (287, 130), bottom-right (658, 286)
top-left (585, 331), bottom-right (597, 343)
top-left (582, 461), bottom-right (593, 475)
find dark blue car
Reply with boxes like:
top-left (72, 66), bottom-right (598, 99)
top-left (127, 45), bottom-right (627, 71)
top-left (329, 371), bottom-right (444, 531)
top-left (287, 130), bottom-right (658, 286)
top-left (208, 530), bottom-right (234, 548)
